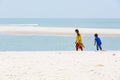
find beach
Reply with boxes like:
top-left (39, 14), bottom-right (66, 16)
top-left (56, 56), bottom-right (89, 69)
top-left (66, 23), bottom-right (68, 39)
top-left (0, 26), bottom-right (120, 80)
top-left (0, 1), bottom-right (120, 79)
top-left (0, 51), bottom-right (120, 80)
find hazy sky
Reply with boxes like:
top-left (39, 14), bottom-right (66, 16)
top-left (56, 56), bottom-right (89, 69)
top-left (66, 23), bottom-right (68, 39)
top-left (0, 0), bottom-right (120, 18)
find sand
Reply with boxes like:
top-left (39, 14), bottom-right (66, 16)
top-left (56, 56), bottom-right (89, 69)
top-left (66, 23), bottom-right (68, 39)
top-left (0, 51), bottom-right (120, 80)
top-left (0, 26), bottom-right (120, 36)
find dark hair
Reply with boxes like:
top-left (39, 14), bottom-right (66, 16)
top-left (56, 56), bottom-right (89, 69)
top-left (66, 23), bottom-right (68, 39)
top-left (75, 29), bottom-right (79, 33)
top-left (94, 33), bottom-right (98, 37)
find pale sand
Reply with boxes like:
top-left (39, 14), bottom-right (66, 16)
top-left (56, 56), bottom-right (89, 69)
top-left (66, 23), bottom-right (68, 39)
top-left (0, 26), bottom-right (120, 36)
top-left (0, 51), bottom-right (120, 80)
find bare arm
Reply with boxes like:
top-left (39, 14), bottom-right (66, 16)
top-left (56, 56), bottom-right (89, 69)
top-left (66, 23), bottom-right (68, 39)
top-left (94, 41), bottom-right (96, 46)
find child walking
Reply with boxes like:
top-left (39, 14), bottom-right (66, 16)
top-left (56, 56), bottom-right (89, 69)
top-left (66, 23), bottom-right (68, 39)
top-left (75, 29), bottom-right (85, 51)
top-left (94, 33), bottom-right (102, 51)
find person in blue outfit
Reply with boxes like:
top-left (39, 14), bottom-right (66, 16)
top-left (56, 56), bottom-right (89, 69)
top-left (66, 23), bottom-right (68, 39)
top-left (94, 33), bottom-right (102, 51)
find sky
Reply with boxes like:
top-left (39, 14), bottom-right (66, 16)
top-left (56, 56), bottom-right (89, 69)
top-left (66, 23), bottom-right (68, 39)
top-left (0, 0), bottom-right (120, 18)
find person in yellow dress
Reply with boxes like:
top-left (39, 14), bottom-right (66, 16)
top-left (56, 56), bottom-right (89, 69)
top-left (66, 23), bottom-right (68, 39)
top-left (75, 29), bottom-right (85, 51)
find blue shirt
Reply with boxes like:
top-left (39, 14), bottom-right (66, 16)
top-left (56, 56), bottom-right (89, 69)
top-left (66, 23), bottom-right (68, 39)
top-left (95, 37), bottom-right (102, 45)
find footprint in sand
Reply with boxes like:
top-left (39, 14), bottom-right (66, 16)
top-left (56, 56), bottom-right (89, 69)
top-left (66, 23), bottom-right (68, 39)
top-left (95, 64), bottom-right (104, 67)
top-left (89, 64), bottom-right (105, 77)
top-left (90, 69), bottom-right (105, 77)
top-left (114, 57), bottom-right (120, 62)
top-left (112, 53), bottom-right (116, 56)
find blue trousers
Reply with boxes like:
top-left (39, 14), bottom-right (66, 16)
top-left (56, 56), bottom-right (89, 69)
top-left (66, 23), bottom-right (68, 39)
top-left (96, 44), bottom-right (102, 51)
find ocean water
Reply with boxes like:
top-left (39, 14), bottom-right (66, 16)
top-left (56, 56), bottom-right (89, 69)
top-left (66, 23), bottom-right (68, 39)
top-left (0, 18), bottom-right (120, 51)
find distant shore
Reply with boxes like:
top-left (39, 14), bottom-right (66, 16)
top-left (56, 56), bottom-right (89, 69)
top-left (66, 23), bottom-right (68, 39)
top-left (0, 26), bottom-right (120, 36)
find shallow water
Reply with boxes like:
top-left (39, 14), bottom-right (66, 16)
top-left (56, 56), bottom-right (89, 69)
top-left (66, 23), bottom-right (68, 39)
top-left (0, 34), bottom-right (120, 51)
top-left (0, 18), bottom-right (120, 51)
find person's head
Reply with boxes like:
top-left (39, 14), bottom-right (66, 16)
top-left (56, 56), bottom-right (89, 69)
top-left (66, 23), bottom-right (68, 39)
top-left (75, 29), bottom-right (79, 33)
top-left (94, 33), bottom-right (98, 37)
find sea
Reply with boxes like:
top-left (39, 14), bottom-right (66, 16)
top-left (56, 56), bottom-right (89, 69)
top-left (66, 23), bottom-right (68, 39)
top-left (0, 18), bottom-right (120, 51)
